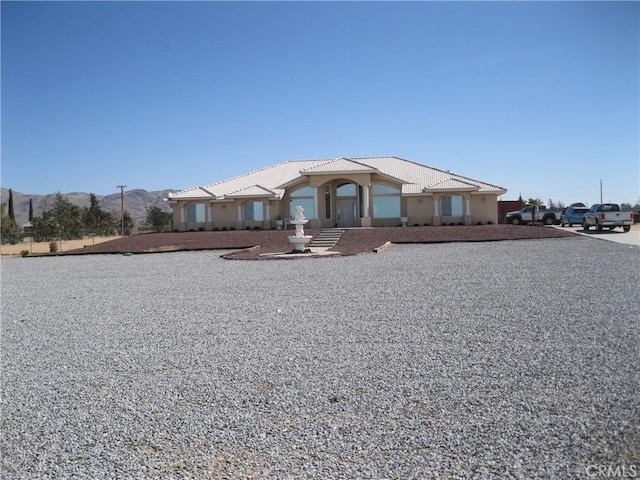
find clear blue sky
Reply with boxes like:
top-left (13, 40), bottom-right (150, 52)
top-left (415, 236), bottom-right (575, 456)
top-left (2, 1), bottom-right (638, 206)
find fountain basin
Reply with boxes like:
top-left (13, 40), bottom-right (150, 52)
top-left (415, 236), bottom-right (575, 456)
top-left (287, 235), bottom-right (312, 252)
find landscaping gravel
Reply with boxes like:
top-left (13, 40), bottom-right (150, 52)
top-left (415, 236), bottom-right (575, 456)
top-left (1, 237), bottom-right (639, 479)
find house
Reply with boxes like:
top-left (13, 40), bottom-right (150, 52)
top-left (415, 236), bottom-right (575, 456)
top-left (164, 156), bottom-right (507, 231)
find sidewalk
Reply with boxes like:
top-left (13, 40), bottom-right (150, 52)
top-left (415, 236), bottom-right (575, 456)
top-left (553, 224), bottom-right (640, 246)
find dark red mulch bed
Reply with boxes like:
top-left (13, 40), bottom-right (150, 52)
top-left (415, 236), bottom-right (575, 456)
top-left (59, 229), bottom-right (320, 257)
top-left (53, 225), bottom-right (576, 259)
top-left (333, 225), bottom-right (575, 255)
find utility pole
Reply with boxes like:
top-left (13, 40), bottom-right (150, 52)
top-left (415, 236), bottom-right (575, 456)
top-left (600, 179), bottom-right (603, 203)
top-left (117, 185), bottom-right (127, 235)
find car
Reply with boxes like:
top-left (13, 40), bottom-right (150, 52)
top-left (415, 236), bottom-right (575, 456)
top-left (560, 206), bottom-right (589, 227)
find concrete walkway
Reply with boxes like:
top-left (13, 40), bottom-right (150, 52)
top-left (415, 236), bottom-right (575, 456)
top-left (553, 225), bottom-right (640, 246)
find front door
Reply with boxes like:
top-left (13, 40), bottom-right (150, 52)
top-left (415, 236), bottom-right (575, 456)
top-left (337, 199), bottom-right (357, 227)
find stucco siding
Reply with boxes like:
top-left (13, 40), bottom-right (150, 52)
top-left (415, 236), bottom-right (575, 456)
top-left (470, 195), bottom-right (499, 224)
top-left (406, 196), bottom-right (435, 225)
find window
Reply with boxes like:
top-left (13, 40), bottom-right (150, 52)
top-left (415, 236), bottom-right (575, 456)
top-left (244, 201), bottom-right (264, 221)
top-left (187, 203), bottom-right (205, 223)
top-left (336, 183), bottom-right (357, 197)
top-left (372, 183), bottom-right (400, 218)
top-left (289, 186), bottom-right (314, 219)
top-left (324, 185), bottom-right (331, 219)
top-left (442, 195), bottom-right (463, 216)
top-left (597, 204), bottom-right (620, 212)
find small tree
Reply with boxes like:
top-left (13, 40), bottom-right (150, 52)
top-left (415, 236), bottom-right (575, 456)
top-left (31, 193), bottom-right (84, 241)
top-left (527, 198), bottom-right (544, 225)
top-left (1, 201), bottom-right (21, 244)
top-left (83, 193), bottom-right (115, 236)
top-left (50, 193), bottom-right (84, 240)
top-left (8, 189), bottom-right (15, 222)
top-left (145, 206), bottom-right (172, 232)
top-left (116, 211), bottom-right (134, 235)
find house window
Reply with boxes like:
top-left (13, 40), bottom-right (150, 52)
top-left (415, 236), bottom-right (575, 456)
top-left (442, 195), bottom-right (463, 216)
top-left (244, 201), bottom-right (264, 221)
top-left (187, 203), bottom-right (205, 223)
top-left (372, 183), bottom-right (400, 218)
top-left (337, 183), bottom-right (357, 197)
top-left (324, 185), bottom-right (331, 219)
top-left (290, 186), bottom-right (314, 219)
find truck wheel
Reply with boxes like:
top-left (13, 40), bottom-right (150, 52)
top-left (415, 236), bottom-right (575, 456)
top-left (543, 216), bottom-right (554, 226)
top-left (623, 225), bottom-right (631, 232)
top-left (583, 221), bottom-right (590, 231)
top-left (511, 217), bottom-right (521, 225)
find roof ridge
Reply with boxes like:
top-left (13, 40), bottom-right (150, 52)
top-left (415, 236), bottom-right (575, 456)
top-left (429, 177), bottom-right (477, 188)
top-left (299, 158), bottom-right (339, 172)
top-left (226, 183), bottom-right (275, 196)
top-left (301, 157), bottom-right (380, 173)
top-left (197, 160), bottom-right (298, 191)
top-left (340, 157), bottom-right (382, 169)
top-left (352, 155), bottom-right (454, 172)
top-left (446, 171), bottom-right (507, 191)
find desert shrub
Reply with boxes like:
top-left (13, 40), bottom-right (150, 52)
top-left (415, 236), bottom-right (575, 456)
top-left (20, 250), bottom-right (29, 257)
top-left (49, 241), bottom-right (58, 253)
top-left (487, 221), bottom-right (493, 225)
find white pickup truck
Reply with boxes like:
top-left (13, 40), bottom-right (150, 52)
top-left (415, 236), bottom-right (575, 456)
top-left (582, 203), bottom-right (634, 232)
top-left (505, 206), bottom-right (562, 225)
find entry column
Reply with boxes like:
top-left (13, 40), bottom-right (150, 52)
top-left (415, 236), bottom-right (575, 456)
top-left (361, 184), bottom-right (371, 227)
top-left (433, 196), bottom-right (441, 226)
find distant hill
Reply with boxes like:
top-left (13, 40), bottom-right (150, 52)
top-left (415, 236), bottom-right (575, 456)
top-left (0, 188), bottom-right (176, 227)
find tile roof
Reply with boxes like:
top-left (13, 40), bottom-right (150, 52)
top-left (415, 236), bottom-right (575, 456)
top-left (225, 185), bottom-right (278, 198)
top-left (423, 178), bottom-right (480, 192)
top-left (301, 158), bottom-right (378, 174)
top-left (167, 156), bottom-right (506, 201)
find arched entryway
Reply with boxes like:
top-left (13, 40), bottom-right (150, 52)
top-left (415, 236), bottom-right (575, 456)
top-left (336, 182), bottom-right (358, 227)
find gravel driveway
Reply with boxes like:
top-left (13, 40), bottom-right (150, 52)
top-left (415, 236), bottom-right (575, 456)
top-left (2, 237), bottom-right (638, 478)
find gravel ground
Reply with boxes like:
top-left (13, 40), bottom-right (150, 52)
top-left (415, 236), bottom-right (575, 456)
top-left (1, 237), bottom-right (638, 478)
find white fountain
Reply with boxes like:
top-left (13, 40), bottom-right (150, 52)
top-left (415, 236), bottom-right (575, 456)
top-left (287, 205), bottom-right (313, 253)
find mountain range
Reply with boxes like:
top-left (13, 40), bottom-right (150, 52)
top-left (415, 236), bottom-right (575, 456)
top-left (0, 188), bottom-right (176, 227)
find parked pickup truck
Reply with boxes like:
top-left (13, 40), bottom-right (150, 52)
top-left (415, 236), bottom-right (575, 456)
top-left (505, 206), bottom-right (562, 225)
top-left (582, 204), bottom-right (634, 232)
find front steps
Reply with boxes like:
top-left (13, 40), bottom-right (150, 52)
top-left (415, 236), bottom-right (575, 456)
top-left (308, 228), bottom-right (345, 250)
